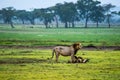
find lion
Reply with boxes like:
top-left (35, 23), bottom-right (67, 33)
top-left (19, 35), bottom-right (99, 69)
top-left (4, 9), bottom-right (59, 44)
top-left (51, 43), bottom-right (82, 62)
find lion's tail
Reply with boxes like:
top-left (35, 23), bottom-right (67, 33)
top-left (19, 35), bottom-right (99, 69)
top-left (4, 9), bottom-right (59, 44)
top-left (51, 49), bottom-right (55, 59)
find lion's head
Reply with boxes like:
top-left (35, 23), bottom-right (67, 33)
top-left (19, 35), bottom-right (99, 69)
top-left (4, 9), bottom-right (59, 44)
top-left (73, 43), bottom-right (82, 50)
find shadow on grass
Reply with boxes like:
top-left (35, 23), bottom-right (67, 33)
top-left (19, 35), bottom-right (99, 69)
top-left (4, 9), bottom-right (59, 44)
top-left (0, 58), bottom-right (90, 64)
top-left (0, 58), bottom-right (49, 64)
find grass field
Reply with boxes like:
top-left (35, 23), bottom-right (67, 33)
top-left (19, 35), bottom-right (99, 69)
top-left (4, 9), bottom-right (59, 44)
top-left (0, 48), bottom-right (120, 80)
top-left (0, 25), bottom-right (120, 80)
top-left (0, 25), bottom-right (120, 46)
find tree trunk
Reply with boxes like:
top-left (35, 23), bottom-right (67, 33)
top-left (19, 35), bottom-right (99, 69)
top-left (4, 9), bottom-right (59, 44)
top-left (21, 19), bottom-right (25, 24)
top-left (55, 16), bottom-right (59, 28)
top-left (69, 22), bottom-right (71, 28)
top-left (65, 22), bottom-right (68, 28)
top-left (108, 17), bottom-right (110, 28)
top-left (107, 15), bottom-right (111, 28)
top-left (72, 21), bottom-right (75, 28)
top-left (45, 24), bottom-right (48, 28)
top-left (44, 21), bottom-right (48, 28)
top-left (96, 21), bottom-right (99, 28)
top-left (29, 19), bottom-right (35, 25)
top-left (10, 21), bottom-right (14, 28)
top-left (85, 17), bottom-right (88, 28)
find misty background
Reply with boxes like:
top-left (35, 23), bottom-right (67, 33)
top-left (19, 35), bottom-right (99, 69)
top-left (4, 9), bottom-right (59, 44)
top-left (0, 0), bottom-right (120, 28)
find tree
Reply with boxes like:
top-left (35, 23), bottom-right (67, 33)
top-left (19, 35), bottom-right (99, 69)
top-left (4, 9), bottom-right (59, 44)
top-left (67, 2), bottom-right (78, 28)
top-left (16, 10), bottom-right (28, 24)
top-left (55, 2), bottom-right (77, 28)
top-left (1, 7), bottom-right (15, 28)
top-left (49, 6), bottom-right (60, 28)
top-left (39, 8), bottom-right (54, 28)
top-left (103, 4), bottom-right (115, 28)
top-left (28, 8), bottom-right (54, 28)
top-left (0, 10), bottom-right (3, 23)
top-left (90, 5), bottom-right (105, 27)
top-left (26, 11), bottom-right (36, 25)
top-left (113, 11), bottom-right (120, 16)
top-left (118, 11), bottom-right (120, 15)
top-left (54, 3), bottom-right (68, 28)
top-left (77, 0), bottom-right (102, 28)
top-left (77, 0), bottom-right (92, 28)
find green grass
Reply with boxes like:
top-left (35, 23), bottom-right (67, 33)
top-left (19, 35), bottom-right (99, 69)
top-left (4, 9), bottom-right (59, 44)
top-left (0, 25), bottom-right (120, 80)
top-left (0, 48), bottom-right (120, 80)
top-left (0, 25), bottom-right (120, 46)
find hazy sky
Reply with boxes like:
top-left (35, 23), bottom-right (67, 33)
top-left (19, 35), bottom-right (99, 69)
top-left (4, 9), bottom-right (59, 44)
top-left (0, 0), bottom-right (120, 10)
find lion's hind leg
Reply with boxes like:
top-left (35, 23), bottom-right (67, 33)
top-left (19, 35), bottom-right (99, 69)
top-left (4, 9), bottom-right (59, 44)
top-left (55, 52), bottom-right (60, 62)
top-left (53, 48), bottom-right (60, 62)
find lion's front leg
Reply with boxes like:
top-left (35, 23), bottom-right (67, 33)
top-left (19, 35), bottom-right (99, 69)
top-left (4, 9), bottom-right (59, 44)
top-left (71, 53), bottom-right (75, 63)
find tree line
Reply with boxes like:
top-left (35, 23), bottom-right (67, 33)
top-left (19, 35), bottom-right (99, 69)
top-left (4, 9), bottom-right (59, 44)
top-left (0, 0), bottom-right (120, 28)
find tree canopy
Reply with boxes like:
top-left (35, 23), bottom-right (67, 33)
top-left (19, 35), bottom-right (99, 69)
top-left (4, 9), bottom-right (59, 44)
top-left (0, 0), bottom-right (119, 28)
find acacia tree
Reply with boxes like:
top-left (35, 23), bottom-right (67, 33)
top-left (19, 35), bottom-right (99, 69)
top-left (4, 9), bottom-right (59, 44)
top-left (77, 0), bottom-right (92, 28)
top-left (1, 7), bottom-right (15, 28)
top-left (28, 8), bottom-right (54, 28)
top-left (26, 10), bottom-right (36, 25)
top-left (118, 11), bottom-right (120, 15)
top-left (67, 2), bottom-right (78, 28)
top-left (90, 5), bottom-right (105, 27)
top-left (16, 9), bottom-right (38, 25)
top-left (50, 5), bottom-right (60, 28)
top-left (77, 0), bottom-right (102, 28)
top-left (39, 8), bottom-right (54, 28)
top-left (55, 3), bottom-right (68, 28)
top-left (16, 10), bottom-right (28, 24)
top-left (55, 2), bottom-right (77, 28)
top-left (103, 4), bottom-right (115, 28)
top-left (0, 10), bottom-right (3, 23)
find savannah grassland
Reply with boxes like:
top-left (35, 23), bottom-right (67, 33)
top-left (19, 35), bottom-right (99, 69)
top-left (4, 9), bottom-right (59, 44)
top-left (0, 25), bottom-right (120, 80)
